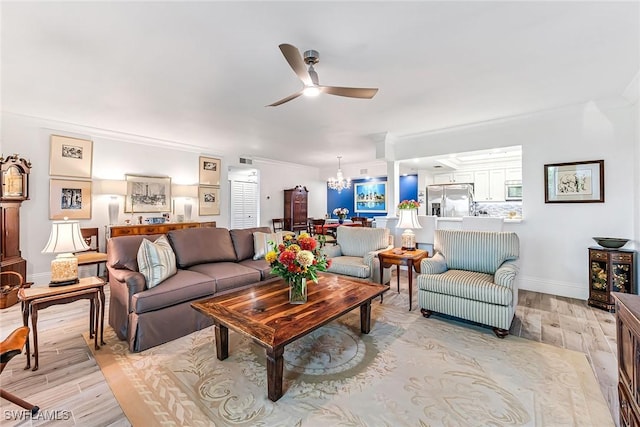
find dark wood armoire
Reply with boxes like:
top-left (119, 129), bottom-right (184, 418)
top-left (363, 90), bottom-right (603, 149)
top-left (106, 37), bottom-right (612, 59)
top-left (1, 154), bottom-right (31, 286)
top-left (283, 186), bottom-right (308, 232)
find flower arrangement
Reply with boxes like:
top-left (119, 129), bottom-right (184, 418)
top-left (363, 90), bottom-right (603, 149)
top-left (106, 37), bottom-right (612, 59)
top-left (333, 207), bottom-right (349, 218)
top-left (397, 199), bottom-right (420, 210)
top-left (266, 232), bottom-right (331, 302)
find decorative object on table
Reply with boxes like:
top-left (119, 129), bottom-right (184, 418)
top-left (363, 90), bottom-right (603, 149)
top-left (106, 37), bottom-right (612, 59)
top-left (49, 135), bottom-right (93, 178)
top-left (49, 178), bottom-right (92, 220)
top-left (41, 218), bottom-right (90, 286)
top-left (544, 160), bottom-right (604, 203)
top-left (199, 156), bottom-right (221, 186)
top-left (265, 232), bottom-right (331, 304)
top-left (93, 179), bottom-right (127, 225)
top-left (588, 246), bottom-right (636, 312)
top-left (327, 156), bottom-right (351, 193)
top-left (397, 200), bottom-right (422, 250)
top-left (354, 181), bottom-right (387, 213)
top-left (172, 184), bottom-right (198, 221)
top-left (125, 174), bottom-right (171, 213)
top-left (592, 237), bottom-right (629, 249)
top-left (198, 185), bottom-right (220, 215)
top-left (333, 207), bottom-right (349, 224)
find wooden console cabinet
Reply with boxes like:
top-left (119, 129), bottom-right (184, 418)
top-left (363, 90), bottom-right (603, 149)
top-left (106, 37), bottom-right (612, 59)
top-left (589, 247), bottom-right (636, 312)
top-left (613, 293), bottom-right (640, 427)
top-left (1, 154), bottom-right (31, 287)
top-left (108, 221), bottom-right (216, 238)
top-left (284, 186), bottom-right (308, 232)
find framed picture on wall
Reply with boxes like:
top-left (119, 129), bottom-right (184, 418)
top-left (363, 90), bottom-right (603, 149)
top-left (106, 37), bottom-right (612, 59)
top-left (49, 178), bottom-right (92, 219)
top-left (199, 156), bottom-right (221, 186)
top-left (125, 174), bottom-right (172, 213)
top-left (354, 181), bottom-right (387, 213)
top-left (49, 135), bottom-right (93, 178)
top-left (544, 160), bottom-right (604, 203)
top-left (198, 185), bottom-right (220, 215)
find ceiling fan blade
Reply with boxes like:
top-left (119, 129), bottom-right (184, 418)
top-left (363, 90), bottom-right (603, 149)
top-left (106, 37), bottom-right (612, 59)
top-left (321, 86), bottom-right (378, 99)
top-left (279, 44), bottom-right (312, 86)
top-left (266, 91), bottom-right (303, 107)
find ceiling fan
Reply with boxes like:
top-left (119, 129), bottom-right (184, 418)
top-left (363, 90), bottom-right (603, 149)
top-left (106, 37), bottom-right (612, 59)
top-left (267, 43), bottom-right (378, 107)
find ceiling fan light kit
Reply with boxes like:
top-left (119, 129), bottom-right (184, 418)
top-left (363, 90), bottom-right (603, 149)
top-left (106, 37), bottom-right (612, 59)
top-left (268, 43), bottom-right (379, 107)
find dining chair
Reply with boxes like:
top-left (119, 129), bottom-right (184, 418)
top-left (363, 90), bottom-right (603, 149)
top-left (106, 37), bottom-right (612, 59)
top-left (75, 228), bottom-right (109, 279)
top-left (351, 216), bottom-right (369, 227)
top-left (309, 218), bottom-right (326, 236)
top-left (272, 218), bottom-right (285, 233)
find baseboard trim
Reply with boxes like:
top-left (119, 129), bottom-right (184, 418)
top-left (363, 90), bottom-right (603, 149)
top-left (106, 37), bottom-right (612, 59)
top-left (520, 275), bottom-right (587, 300)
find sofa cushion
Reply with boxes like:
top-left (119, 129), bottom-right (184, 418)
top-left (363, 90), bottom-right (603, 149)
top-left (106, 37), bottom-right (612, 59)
top-left (229, 227), bottom-right (273, 261)
top-left (188, 262), bottom-right (261, 293)
top-left (239, 258), bottom-right (275, 280)
top-left (137, 235), bottom-right (178, 288)
top-left (131, 269), bottom-right (216, 314)
top-left (168, 227), bottom-right (237, 268)
top-left (327, 256), bottom-right (370, 279)
top-left (107, 234), bottom-right (163, 272)
top-left (336, 227), bottom-right (389, 258)
top-left (434, 230), bottom-right (519, 275)
top-left (418, 270), bottom-right (512, 306)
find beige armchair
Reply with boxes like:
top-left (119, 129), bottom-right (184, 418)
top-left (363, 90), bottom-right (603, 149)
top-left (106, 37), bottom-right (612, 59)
top-left (321, 226), bottom-right (393, 284)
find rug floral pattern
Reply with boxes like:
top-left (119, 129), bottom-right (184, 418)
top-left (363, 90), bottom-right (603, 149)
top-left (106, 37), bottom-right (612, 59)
top-left (96, 291), bottom-right (613, 426)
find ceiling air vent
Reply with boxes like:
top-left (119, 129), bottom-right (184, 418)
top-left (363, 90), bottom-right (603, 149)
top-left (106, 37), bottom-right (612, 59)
top-left (360, 169), bottom-right (368, 175)
top-left (433, 165), bottom-right (442, 169)
top-left (239, 157), bottom-right (253, 165)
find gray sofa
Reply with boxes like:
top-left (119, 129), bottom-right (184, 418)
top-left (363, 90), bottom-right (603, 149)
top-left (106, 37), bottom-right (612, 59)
top-left (107, 226), bottom-right (275, 352)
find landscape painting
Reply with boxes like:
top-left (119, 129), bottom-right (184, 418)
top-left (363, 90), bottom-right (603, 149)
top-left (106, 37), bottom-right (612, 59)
top-left (354, 181), bottom-right (387, 213)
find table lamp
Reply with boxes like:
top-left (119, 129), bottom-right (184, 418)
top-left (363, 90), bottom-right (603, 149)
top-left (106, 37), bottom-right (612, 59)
top-left (397, 209), bottom-right (422, 250)
top-left (94, 179), bottom-right (127, 225)
top-left (42, 219), bottom-right (89, 286)
top-left (172, 184), bottom-right (198, 221)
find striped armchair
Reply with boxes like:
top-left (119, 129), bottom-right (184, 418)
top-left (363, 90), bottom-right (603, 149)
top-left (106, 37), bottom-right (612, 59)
top-left (417, 229), bottom-right (520, 338)
top-left (321, 226), bottom-right (393, 284)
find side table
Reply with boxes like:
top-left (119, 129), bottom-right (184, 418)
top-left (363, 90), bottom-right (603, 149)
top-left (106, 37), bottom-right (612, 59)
top-left (18, 276), bottom-right (107, 371)
top-left (378, 248), bottom-right (428, 311)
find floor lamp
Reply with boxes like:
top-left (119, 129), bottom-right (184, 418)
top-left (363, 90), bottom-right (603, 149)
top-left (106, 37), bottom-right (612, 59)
top-left (94, 180), bottom-right (127, 225)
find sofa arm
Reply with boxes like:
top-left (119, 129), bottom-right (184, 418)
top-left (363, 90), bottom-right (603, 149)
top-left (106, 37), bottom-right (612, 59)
top-left (494, 260), bottom-right (519, 288)
top-left (321, 244), bottom-right (343, 259)
top-left (109, 268), bottom-right (147, 312)
top-left (420, 252), bottom-right (448, 274)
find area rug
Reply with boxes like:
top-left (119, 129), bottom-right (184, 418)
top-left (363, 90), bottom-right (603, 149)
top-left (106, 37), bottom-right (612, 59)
top-left (86, 291), bottom-right (613, 426)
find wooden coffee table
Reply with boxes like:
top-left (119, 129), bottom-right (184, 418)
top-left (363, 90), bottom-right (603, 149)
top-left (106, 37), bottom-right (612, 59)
top-left (378, 248), bottom-right (428, 311)
top-left (191, 274), bottom-right (389, 401)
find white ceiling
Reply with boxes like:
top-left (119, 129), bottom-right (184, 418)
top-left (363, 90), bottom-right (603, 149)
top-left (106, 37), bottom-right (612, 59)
top-left (2, 2), bottom-right (638, 168)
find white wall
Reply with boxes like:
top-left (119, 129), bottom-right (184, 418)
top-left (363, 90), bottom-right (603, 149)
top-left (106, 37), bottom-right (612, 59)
top-left (1, 113), bottom-right (324, 282)
top-left (391, 100), bottom-right (638, 300)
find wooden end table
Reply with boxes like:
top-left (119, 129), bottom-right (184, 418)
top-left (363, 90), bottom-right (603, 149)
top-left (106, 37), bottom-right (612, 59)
top-left (18, 276), bottom-right (107, 371)
top-left (378, 248), bottom-right (428, 311)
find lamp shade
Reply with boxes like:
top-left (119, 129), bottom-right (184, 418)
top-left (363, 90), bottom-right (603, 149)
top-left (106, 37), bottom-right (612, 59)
top-left (42, 220), bottom-right (89, 254)
top-left (397, 209), bottom-right (422, 230)
top-left (93, 179), bottom-right (127, 195)
top-left (171, 184), bottom-right (198, 198)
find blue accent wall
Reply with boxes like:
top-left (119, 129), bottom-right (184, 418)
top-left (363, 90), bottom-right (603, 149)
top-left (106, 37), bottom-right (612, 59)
top-left (325, 174), bottom-right (418, 219)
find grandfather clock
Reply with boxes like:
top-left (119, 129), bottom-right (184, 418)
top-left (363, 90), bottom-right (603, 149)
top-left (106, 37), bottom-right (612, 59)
top-left (1, 154), bottom-right (31, 285)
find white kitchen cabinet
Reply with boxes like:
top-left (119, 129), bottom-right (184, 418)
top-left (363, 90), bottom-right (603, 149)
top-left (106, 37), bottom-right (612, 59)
top-left (433, 171), bottom-right (474, 184)
top-left (474, 169), bottom-right (506, 201)
top-left (505, 168), bottom-right (522, 181)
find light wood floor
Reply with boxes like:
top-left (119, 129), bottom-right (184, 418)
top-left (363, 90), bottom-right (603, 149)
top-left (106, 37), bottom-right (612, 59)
top-left (0, 277), bottom-right (619, 426)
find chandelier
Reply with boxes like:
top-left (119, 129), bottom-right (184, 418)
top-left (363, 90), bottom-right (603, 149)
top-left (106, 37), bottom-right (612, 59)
top-left (327, 156), bottom-right (351, 193)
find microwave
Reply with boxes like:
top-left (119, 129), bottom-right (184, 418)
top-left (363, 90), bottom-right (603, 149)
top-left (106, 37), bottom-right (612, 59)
top-left (505, 181), bottom-right (522, 200)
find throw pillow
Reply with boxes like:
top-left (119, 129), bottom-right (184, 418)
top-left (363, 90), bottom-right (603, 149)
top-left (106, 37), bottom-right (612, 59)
top-left (137, 235), bottom-right (177, 288)
top-left (253, 231), bottom-right (279, 260)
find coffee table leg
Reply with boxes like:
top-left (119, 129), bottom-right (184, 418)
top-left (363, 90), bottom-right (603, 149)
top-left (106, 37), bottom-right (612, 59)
top-left (214, 323), bottom-right (229, 360)
top-left (266, 346), bottom-right (284, 401)
top-left (360, 301), bottom-right (372, 334)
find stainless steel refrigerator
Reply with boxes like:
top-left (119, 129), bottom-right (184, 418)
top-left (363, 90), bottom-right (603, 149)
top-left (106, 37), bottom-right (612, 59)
top-left (427, 183), bottom-right (474, 217)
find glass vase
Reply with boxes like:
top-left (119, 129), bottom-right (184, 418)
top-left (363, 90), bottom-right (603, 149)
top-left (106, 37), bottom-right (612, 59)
top-left (338, 216), bottom-right (345, 224)
top-left (289, 276), bottom-right (307, 304)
